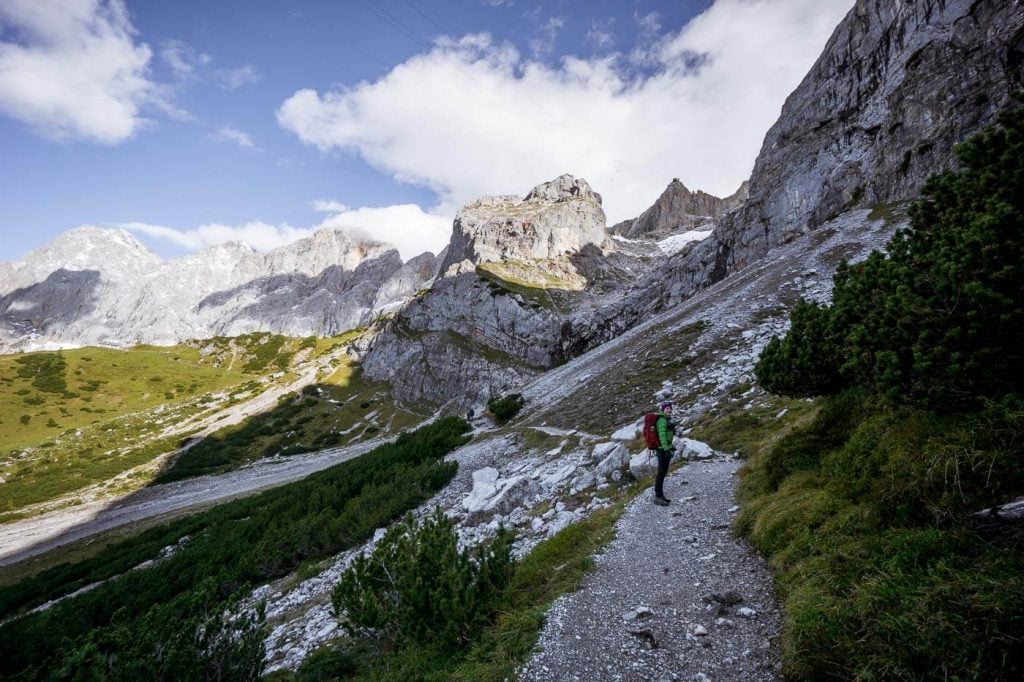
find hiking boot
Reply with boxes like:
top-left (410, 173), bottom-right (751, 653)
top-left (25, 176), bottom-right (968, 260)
top-left (653, 496), bottom-right (670, 506)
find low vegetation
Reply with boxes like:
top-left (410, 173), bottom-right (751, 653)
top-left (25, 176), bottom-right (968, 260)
top-left (487, 392), bottom-right (525, 425)
top-left (155, 366), bottom-right (425, 483)
top-left (0, 333), bottom-right (357, 515)
top-left (0, 417), bottom-right (471, 680)
top-left (277, 494), bottom-right (626, 681)
top-left (742, 106), bottom-right (1024, 679)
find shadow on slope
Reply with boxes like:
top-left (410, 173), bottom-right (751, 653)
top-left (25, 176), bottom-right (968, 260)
top-left (0, 269), bottom-right (101, 340)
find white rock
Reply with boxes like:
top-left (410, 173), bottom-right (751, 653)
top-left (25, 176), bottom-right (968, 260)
top-left (611, 422), bottom-right (639, 440)
top-left (629, 451), bottom-right (657, 479)
top-left (681, 438), bottom-right (715, 459)
top-left (541, 463), bottom-right (577, 488)
top-left (737, 607), bottom-right (757, 618)
top-left (692, 624), bottom-right (708, 636)
top-left (622, 605), bottom-right (653, 621)
top-left (473, 467), bottom-right (500, 485)
top-left (595, 444), bottom-right (630, 477)
top-left (591, 442), bottom-right (620, 462)
top-left (547, 510), bottom-right (576, 536)
top-left (571, 471), bottom-right (597, 493)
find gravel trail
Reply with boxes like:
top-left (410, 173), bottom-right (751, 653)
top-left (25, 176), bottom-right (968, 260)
top-left (0, 439), bottom-right (381, 567)
top-left (520, 457), bottom-right (781, 682)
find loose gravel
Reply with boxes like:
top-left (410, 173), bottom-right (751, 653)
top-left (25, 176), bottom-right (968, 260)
top-left (520, 456), bottom-right (782, 682)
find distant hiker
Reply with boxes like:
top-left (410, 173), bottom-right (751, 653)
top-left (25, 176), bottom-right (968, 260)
top-left (642, 401), bottom-right (675, 505)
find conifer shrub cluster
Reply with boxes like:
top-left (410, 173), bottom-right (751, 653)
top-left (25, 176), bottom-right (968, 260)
top-left (0, 417), bottom-right (471, 680)
top-left (332, 508), bottom-right (515, 652)
top-left (743, 105), bottom-right (1024, 679)
top-left (756, 104), bottom-right (1024, 410)
top-left (487, 393), bottom-right (525, 424)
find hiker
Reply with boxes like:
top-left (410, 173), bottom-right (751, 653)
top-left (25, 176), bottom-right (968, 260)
top-left (643, 401), bottom-right (675, 505)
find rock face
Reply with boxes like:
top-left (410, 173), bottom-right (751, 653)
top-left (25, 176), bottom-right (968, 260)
top-left (563, 0), bottom-right (1024, 356)
top-left (0, 226), bottom-right (437, 350)
top-left (438, 174), bottom-right (609, 274)
top-left (610, 179), bottom-right (733, 239)
top-left (710, 0), bottom-right (1024, 275)
top-left (363, 174), bottom-right (636, 408)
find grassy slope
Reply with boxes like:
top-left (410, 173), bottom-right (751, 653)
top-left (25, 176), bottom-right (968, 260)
top-left (696, 391), bottom-right (1024, 680)
top-left (155, 363), bottom-right (426, 483)
top-left (0, 333), bottom-right (358, 516)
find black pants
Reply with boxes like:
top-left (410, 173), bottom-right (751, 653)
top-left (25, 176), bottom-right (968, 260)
top-left (654, 448), bottom-right (672, 498)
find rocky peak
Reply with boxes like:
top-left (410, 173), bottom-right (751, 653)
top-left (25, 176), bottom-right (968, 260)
top-left (438, 174), bottom-right (609, 275)
top-left (1, 226), bottom-right (160, 294)
top-left (523, 174), bottom-right (601, 204)
top-left (262, 228), bottom-right (394, 278)
top-left (610, 179), bottom-right (727, 239)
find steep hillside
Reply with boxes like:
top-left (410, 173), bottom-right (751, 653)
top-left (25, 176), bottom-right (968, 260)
top-left (0, 331), bottom-right (424, 522)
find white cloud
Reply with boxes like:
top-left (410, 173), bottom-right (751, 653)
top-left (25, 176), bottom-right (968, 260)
top-left (212, 64), bottom-right (259, 91)
top-left (586, 18), bottom-right (616, 52)
top-left (317, 205), bottom-right (451, 260)
top-left (530, 16), bottom-right (564, 59)
top-left (0, 0), bottom-right (158, 143)
top-left (311, 199), bottom-right (350, 213)
top-left (121, 204), bottom-right (451, 261)
top-left (276, 0), bottom-right (853, 225)
top-left (160, 39), bottom-right (209, 80)
top-left (122, 221), bottom-right (311, 252)
top-left (212, 125), bottom-right (256, 149)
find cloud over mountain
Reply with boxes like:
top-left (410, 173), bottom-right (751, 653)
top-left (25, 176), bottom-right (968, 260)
top-left (277, 0), bottom-right (853, 224)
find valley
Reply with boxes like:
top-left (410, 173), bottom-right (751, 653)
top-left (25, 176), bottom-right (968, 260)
top-left (0, 0), bottom-right (1022, 679)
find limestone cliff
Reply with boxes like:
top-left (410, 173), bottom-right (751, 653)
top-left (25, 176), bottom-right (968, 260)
top-left (568, 0), bottom-right (1024, 355)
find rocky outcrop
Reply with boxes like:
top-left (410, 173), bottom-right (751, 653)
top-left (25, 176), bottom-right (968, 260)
top-left (0, 227), bottom-right (436, 350)
top-left (359, 268), bottom-right (566, 406)
top-left (610, 179), bottom-right (729, 239)
top-left (362, 174), bottom-right (644, 407)
top-left (438, 174), bottom-right (609, 274)
top-left (714, 0), bottom-right (1024, 273)
top-left (563, 0), bottom-right (1024, 356)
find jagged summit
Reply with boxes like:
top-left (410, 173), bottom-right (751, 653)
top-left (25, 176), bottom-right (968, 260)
top-left (438, 174), bottom-right (609, 275)
top-left (609, 178), bottom-right (736, 239)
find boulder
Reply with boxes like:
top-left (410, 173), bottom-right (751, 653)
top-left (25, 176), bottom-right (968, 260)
top-left (681, 438), bottom-right (714, 460)
top-left (570, 471), bottom-right (597, 493)
top-left (463, 468), bottom-right (540, 522)
top-left (591, 441), bottom-right (620, 463)
top-left (629, 451), bottom-right (657, 479)
top-left (546, 510), bottom-right (576, 536)
top-left (611, 422), bottom-right (639, 440)
top-left (595, 444), bottom-right (630, 477)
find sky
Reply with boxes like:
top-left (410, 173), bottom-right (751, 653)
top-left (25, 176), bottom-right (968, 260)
top-left (0, 0), bottom-right (854, 263)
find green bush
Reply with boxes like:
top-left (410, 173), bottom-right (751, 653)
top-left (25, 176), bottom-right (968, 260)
top-left (333, 508), bottom-right (514, 652)
top-left (0, 418), bottom-right (471, 679)
top-left (755, 300), bottom-right (844, 396)
top-left (758, 104), bottom-right (1024, 410)
top-left (487, 393), bottom-right (525, 424)
top-left (15, 352), bottom-right (67, 394)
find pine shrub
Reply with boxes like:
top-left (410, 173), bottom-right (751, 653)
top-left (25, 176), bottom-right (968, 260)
top-left (757, 103), bottom-right (1024, 410)
top-left (332, 508), bottom-right (514, 652)
top-left (488, 393), bottom-right (525, 424)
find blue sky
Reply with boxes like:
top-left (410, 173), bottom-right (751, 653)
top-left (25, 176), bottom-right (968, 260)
top-left (0, 0), bottom-right (852, 262)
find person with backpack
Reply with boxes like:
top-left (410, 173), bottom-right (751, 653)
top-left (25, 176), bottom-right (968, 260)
top-left (642, 401), bottom-right (675, 506)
